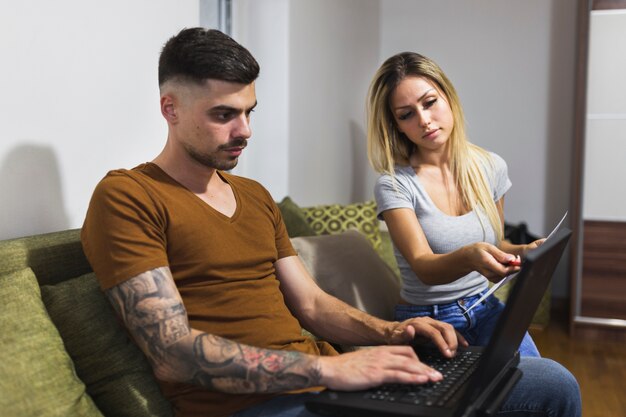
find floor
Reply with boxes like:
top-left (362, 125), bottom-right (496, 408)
top-left (529, 309), bottom-right (626, 417)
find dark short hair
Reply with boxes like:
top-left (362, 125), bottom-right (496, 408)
top-left (158, 28), bottom-right (260, 87)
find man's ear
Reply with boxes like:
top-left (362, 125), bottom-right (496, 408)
top-left (160, 94), bottom-right (178, 124)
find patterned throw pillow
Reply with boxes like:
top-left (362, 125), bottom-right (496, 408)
top-left (300, 200), bottom-right (382, 251)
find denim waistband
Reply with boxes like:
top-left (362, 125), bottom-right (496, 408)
top-left (397, 288), bottom-right (493, 316)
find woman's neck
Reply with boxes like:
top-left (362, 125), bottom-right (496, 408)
top-left (410, 143), bottom-right (450, 169)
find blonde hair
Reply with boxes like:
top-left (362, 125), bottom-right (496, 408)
top-left (367, 52), bottom-right (503, 241)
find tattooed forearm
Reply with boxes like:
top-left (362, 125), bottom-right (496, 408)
top-left (190, 334), bottom-right (323, 393)
top-left (106, 267), bottom-right (191, 362)
top-left (105, 267), bottom-right (323, 394)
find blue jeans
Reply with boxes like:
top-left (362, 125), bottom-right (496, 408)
top-left (394, 290), bottom-right (540, 357)
top-left (232, 357), bottom-right (581, 417)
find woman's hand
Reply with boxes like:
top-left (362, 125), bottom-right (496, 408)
top-left (522, 238), bottom-right (546, 257)
top-left (464, 242), bottom-right (521, 283)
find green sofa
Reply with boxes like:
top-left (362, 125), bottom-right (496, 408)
top-left (0, 217), bottom-right (402, 417)
top-left (0, 229), bottom-right (174, 417)
top-left (0, 198), bottom-right (549, 417)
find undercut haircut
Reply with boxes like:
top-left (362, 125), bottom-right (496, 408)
top-left (158, 28), bottom-right (260, 87)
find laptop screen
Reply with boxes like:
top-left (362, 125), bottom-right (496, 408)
top-left (463, 228), bottom-right (571, 406)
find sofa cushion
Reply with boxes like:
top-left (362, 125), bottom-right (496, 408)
top-left (300, 200), bottom-right (383, 252)
top-left (277, 196), bottom-right (316, 237)
top-left (40, 272), bottom-right (174, 417)
top-left (378, 229), bottom-right (400, 277)
top-left (291, 230), bottom-right (400, 322)
top-left (0, 228), bottom-right (92, 286)
top-left (0, 267), bottom-right (103, 417)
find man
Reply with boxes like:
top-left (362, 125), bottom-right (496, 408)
top-left (82, 28), bottom-right (580, 417)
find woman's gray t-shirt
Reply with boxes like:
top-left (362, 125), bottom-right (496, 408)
top-left (374, 152), bottom-right (512, 305)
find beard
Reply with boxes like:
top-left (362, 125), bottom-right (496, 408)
top-left (184, 138), bottom-right (248, 171)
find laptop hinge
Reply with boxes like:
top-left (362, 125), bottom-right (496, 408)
top-left (474, 367), bottom-right (523, 417)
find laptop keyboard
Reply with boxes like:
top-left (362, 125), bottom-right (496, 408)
top-left (363, 350), bottom-right (481, 407)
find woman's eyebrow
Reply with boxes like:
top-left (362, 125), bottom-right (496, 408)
top-left (393, 88), bottom-right (435, 111)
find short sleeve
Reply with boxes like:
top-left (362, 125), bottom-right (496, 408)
top-left (374, 172), bottom-right (415, 220)
top-left (488, 153), bottom-right (512, 202)
top-left (266, 191), bottom-right (297, 260)
top-left (81, 172), bottom-right (169, 290)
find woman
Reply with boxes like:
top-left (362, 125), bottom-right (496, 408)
top-left (367, 52), bottom-right (543, 356)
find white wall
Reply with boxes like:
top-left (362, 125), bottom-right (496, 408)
top-left (0, 0), bottom-right (200, 239)
top-left (230, 0), bottom-right (291, 199)
top-left (230, 0), bottom-right (380, 206)
top-left (583, 10), bottom-right (626, 222)
top-left (287, 0), bottom-right (380, 205)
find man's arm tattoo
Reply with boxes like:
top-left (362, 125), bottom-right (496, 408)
top-left (191, 333), bottom-right (323, 393)
top-left (106, 267), bottom-right (190, 362)
top-left (106, 267), bottom-right (323, 393)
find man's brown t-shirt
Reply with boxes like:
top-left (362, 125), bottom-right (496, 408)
top-left (81, 163), bottom-right (336, 417)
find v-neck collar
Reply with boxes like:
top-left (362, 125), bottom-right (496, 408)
top-left (146, 162), bottom-right (242, 223)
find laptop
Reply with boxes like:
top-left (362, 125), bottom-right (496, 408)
top-left (306, 227), bottom-right (572, 417)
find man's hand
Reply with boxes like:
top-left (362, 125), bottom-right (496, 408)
top-left (318, 346), bottom-right (442, 391)
top-left (386, 317), bottom-right (468, 358)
